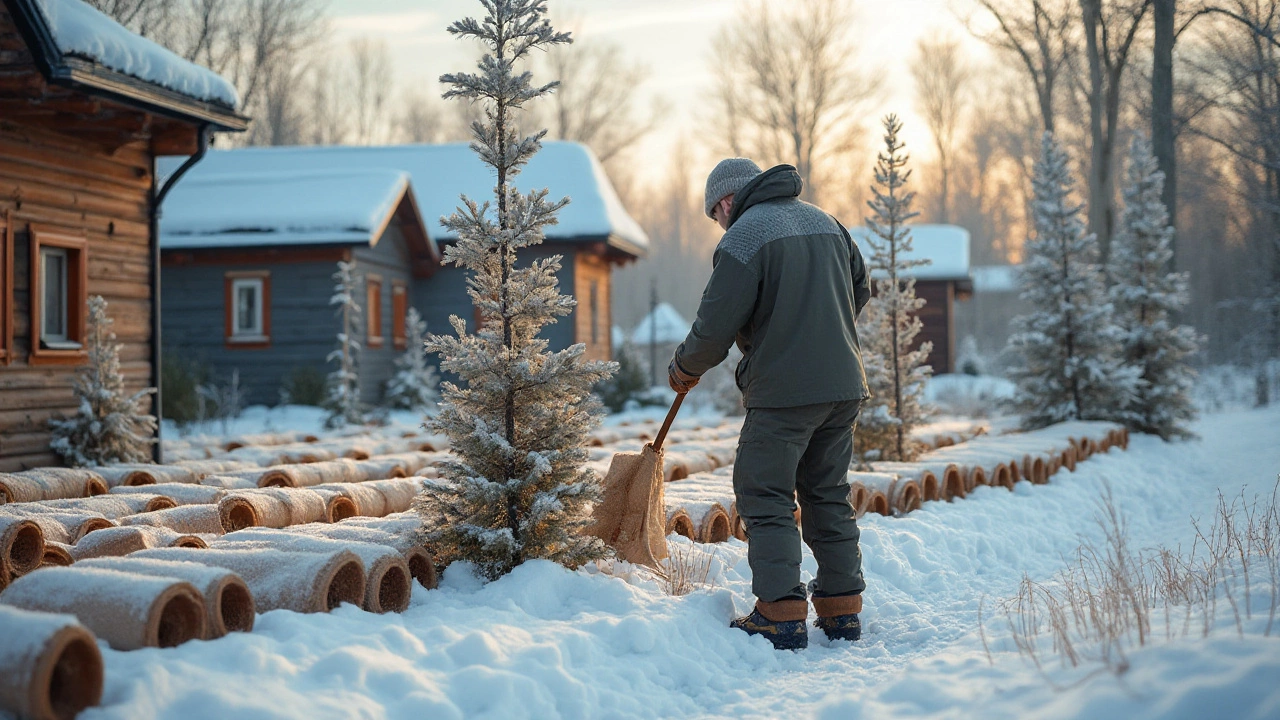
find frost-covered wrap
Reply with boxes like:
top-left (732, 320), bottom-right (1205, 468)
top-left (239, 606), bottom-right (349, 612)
top-left (1006, 134), bottom-right (1139, 428)
top-left (112, 483), bottom-right (228, 506)
top-left (119, 505), bottom-right (226, 536)
top-left (133, 547), bottom-right (365, 614)
top-left (78, 557), bottom-right (254, 638)
top-left (0, 566), bottom-right (204, 650)
top-left (0, 516), bottom-right (45, 577)
top-left (415, 0), bottom-right (614, 581)
top-left (0, 468), bottom-right (106, 503)
top-left (265, 521), bottom-right (437, 589)
top-left (214, 530), bottom-right (410, 614)
top-left (41, 493), bottom-right (176, 518)
top-left (0, 605), bottom-right (102, 720)
top-left (69, 525), bottom-right (206, 561)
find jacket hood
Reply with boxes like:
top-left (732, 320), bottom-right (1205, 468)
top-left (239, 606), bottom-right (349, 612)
top-left (727, 164), bottom-right (803, 228)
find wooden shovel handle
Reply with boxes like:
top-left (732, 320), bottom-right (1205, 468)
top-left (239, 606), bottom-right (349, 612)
top-left (652, 392), bottom-right (686, 452)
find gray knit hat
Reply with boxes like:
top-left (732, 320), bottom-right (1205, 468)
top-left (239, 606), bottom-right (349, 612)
top-left (704, 157), bottom-right (762, 219)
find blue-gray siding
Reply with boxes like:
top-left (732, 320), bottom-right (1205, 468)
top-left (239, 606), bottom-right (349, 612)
top-left (354, 224), bottom-right (415, 404)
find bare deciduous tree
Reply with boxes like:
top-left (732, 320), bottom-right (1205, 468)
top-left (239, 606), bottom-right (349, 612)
top-left (708, 0), bottom-right (881, 207)
top-left (968, 0), bottom-right (1077, 132)
top-left (350, 37), bottom-right (392, 145)
top-left (912, 35), bottom-right (973, 223)
top-left (1079, 0), bottom-right (1153, 261)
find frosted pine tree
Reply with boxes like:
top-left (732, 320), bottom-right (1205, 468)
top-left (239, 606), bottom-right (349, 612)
top-left (384, 307), bottom-right (440, 411)
top-left (323, 260), bottom-right (364, 429)
top-left (857, 114), bottom-right (932, 463)
top-left (1109, 136), bottom-right (1200, 439)
top-left (413, 0), bottom-right (616, 581)
top-left (1006, 133), bottom-right (1139, 428)
top-left (49, 295), bottom-right (156, 466)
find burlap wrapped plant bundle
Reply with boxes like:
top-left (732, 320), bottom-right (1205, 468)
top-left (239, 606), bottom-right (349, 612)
top-left (40, 542), bottom-right (74, 568)
top-left (0, 605), bottom-right (103, 720)
top-left (215, 530), bottom-right (410, 613)
top-left (224, 441), bottom-right (337, 467)
top-left (664, 508), bottom-right (695, 539)
top-left (308, 488), bottom-right (360, 522)
top-left (694, 504), bottom-right (732, 544)
top-left (120, 505), bottom-right (226, 536)
top-left (870, 462), bottom-right (944, 502)
top-left (93, 463), bottom-right (241, 488)
top-left (0, 469), bottom-right (107, 504)
top-left (361, 478), bottom-right (424, 515)
top-left (0, 508), bottom-right (115, 544)
top-left (255, 459), bottom-right (363, 488)
top-left (70, 525), bottom-right (206, 561)
top-left (79, 557), bottom-right (254, 638)
top-left (216, 495), bottom-right (259, 532)
top-left (112, 483), bottom-right (227, 506)
top-left (220, 492), bottom-right (289, 529)
top-left (200, 475), bottom-right (258, 490)
top-left (133, 547), bottom-right (364, 614)
top-left (349, 456), bottom-right (410, 482)
top-left (250, 487), bottom-right (328, 526)
top-left (41, 494), bottom-right (176, 519)
top-left (254, 521), bottom-right (436, 589)
top-left (0, 566), bottom-right (204, 650)
top-left (728, 502), bottom-right (747, 542)
top-left (313, 483), bottom-right (385, 518)
top-left (223, 430), bottom-right (316, 452)
top-left (1, 516), bottom-right (45, 577)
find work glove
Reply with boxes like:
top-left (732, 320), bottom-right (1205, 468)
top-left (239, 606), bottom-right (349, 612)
top-left (668, 357), bottom-right (700, 394)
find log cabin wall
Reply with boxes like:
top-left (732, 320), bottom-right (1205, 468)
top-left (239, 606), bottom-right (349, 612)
top-left (0, 121), bottom-right (156, 471)
top-left (866, 279), bottom-right (957, 375)
top-left (574, 252), bottom-right (611, 362)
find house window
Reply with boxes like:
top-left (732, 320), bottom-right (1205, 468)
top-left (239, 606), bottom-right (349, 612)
top-left (224, 271), bottom-right (270, 347)
top-left (0, 212), bottom-right (12, 364)
top-left (366, 275), bottom-right (384, 348)
top-left (29, 225), bottom-right (88, 365)
top-left (392, 281), bottom-right (408, 350)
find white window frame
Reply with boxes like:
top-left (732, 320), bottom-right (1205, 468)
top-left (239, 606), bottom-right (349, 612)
top-left (230, 277), bottom-right (266, 342)
top-left (39, 246), bottom-right (78, 350)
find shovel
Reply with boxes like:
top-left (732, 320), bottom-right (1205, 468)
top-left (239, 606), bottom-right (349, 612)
top-left (586, 392), bottom-right (686, 568)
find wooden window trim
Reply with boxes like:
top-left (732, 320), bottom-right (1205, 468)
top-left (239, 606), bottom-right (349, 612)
top-left (0, 211), bottom-right (12, 365)
top-left (391, 281), bottom-right (408, 350)
top-left (224, 270), bottom-right (271, 349)
top-left (28, 225), bottom-right (88, 367)
top-left (366, 274), bottom-right (384, 349)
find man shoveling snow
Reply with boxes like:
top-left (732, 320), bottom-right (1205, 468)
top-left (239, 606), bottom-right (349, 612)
top-left (669, 158), bottom-right (872, 650)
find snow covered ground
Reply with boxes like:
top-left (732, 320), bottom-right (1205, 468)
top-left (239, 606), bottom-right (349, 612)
top-left (60, 404), bottom-right (1280, 720)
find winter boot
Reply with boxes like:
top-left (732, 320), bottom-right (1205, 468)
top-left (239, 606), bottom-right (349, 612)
top-left (730, 599), bottom-right (809, 650)
top-left (812, 593), bottom-right (862, 643)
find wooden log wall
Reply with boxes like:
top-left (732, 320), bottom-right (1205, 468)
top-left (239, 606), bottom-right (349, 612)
top-left (574, 252), bottom-right (612, 362)
top-left (0, 11), bottom-right (158, 470)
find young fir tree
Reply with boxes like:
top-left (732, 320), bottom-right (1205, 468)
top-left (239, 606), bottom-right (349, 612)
top-left (857, 114), bottom-right (933, 463)
top-left (1109, 136), bottom-right (1200, 439)
top-left (385, 307), bottom-right (440, 411)
top-left (1006, 133), bottom-right (1139, 428)
top-left (323, 260), bottom-right (364, 429)
top-left (49, 295), bottom-right (156, 466)
top-left (414, 0), bottom-right (616, 581)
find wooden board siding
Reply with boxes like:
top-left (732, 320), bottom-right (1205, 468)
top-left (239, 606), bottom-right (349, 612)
top-left (574, 252), bottom-right (611, 362)
top-left (0, 121), bottom-right (156, 472)
top-left (162, 254), bottom-right (342, 407)
top-left (865, 279), bottom-right (956, 375)
top-left (352, 222), bottom-right (414, 404)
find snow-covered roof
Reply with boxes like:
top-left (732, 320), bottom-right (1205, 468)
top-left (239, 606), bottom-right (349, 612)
top-left (849, 224), bottom-right (971, 280)
top-left (630, 303), bottom-right (691, 345)
top-left (160, 169), bottom-right (414, 249)
top-left (157, 142), bottom-right (649, 257)
top-left (971, 265), bottom-right (1019, 293)
top-left (29, 0), bottom-right (239, 108)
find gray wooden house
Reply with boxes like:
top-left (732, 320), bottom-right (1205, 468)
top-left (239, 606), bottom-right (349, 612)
top-left (158, 142), bottom-right (649, 406)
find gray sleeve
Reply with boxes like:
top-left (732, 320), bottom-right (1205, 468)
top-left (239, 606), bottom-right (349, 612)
top-left (673, 249), bottom-right (759, 377)
top-left (841, 222), bottom-right (871, 317)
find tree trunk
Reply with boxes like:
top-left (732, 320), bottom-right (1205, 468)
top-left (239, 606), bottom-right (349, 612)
top-left (1082, 0), bottom-right (1111, 260)
top-left (1152, 0), bottom-right (1176, 271)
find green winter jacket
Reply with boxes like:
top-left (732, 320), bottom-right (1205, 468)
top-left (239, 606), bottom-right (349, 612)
top-left (674, 164), bottom-right (871, 409)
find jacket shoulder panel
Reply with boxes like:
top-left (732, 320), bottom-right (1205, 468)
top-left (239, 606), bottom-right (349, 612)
top-left (718, 199), bottom-right (844, 265)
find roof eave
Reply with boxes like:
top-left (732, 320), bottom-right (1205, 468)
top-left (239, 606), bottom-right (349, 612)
top-left (7, 0), bottom-right (248, 133)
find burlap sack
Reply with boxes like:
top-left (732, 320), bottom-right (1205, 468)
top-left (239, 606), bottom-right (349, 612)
top-left (587, 445), bottom-right (668, 568)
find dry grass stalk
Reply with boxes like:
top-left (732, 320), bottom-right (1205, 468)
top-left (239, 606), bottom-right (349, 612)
top-left (985, 478), bottom-right (1280, 680)
top-left (651, 542), bottom-right (714, 596)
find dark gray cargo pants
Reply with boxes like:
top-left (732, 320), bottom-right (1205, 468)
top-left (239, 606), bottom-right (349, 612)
top-left (733, 399), bottom-right (865, 602)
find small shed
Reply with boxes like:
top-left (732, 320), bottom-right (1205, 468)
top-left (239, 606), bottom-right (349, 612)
top-left (0, 0), bottom-right (245, 470)
top-left (158, 141), bottom-right (648, 405)
top-left (851, 224), bottom-right (974, 374)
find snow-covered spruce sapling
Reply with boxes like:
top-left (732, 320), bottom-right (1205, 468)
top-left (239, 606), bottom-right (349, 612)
top-left (857, 114), bottom-right (932, 463)
top-left (1005, 132), bottom-right (1139, 428)
top-left (323, 260), bottom-right (364, 429)
top-left (384, 307), bottom-right (440, 411)
top-left (49, 295), bottom-right (156, 466)
top-left (1109, 136), bottom-right (1201, 440)
top-left (413, 0), bottom-right (616, 581)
